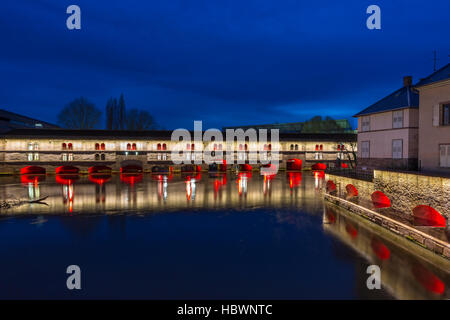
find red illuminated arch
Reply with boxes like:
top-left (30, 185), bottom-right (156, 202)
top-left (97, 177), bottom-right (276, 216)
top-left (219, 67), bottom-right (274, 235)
top-left (101, 143), bottom-right (105, 151)
top-left (239, 164), bottom-right (252, 172)
top-left (371, 191), bottom-right (391, 208)
top-left (68, 143), bottom-right (73, 150)
top-left (89, 166), bottom-right (111, 174)
top-left (326, 180), bottom-right (336, 193)
top-left (412, 205), bottom-right (446, 227)
top-left (371, 237), bottom-right (390, 260)
top-left (132, 143), bottom-right (137, 151)
top-left (311, 163), bottom-right (326, 170)
top-left (21, 166), bottom-right (46, 175)
top-left (56, 166), bottom-right (79, 175)
top-left (346, 184), bottom-right (358, 197)
top-left (121, 164), bottom-right (143, 174)
top-left (95, 143), bottom-right (100, 150)
top-left (21, 174), bottom-right (45, 185)
top-left (62, 143), bottom-right (67, 150)
top-left (286, 158), bottom-right (302, 171)
top-left (127, 143), bottom-right (132, 151)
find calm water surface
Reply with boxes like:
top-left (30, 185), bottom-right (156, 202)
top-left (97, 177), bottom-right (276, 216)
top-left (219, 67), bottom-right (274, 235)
top-left (0, 172), bottom-right (448, 299)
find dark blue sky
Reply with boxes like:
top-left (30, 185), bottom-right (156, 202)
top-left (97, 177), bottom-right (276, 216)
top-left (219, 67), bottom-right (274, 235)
top-left (0, 0), bottom-right (449, 130)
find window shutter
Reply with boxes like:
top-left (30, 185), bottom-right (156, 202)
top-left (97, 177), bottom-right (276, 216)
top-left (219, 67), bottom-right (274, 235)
top-left (432, 104), bottom-right (440, 126)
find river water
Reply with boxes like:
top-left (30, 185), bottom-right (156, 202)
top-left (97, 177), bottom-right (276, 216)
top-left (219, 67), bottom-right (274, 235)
top-left (0, 172), bottom-right (448, 299)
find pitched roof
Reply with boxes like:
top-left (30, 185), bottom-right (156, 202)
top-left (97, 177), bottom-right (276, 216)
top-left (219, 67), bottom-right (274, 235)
top-left (353, 85), bottom-right (418, 117)
top-left (415, 63), bottom-right (450, 87)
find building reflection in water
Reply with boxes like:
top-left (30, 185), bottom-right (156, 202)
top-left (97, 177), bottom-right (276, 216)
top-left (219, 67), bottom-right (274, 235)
top-left (0, 171), bottom-right (329, 215)
top-left (323, 204), bottom-right (450, 300)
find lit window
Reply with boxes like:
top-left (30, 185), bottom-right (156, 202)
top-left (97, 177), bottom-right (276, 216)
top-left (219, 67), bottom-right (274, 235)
top-left (68, 153), bottom-right (73, 161)
top-left (361, 141), bottom-right (370, 158)
top-left (28, 143), bottom-right (33, 151)
top-left (443, 104), bottom-right (450, 126)
top-left (101, 143), bottom-right (105, 151)
top-left (34, 143), bottom-right (39, 151)
top-left (34, 153), bottom-right (39, 161)
top-left (28, 153), bottom-right (33, 161)
top-left (162, 153), bottom-right (167, 161)
top-left (295, 144), bottom-right (298, 151)
top-left (132, 143), bottom-right (136, 151)
top-left (162, 143), bottom-right (167, 151)
top-left (62, 153), bottom-right (68, 161)
top-left (393, 110), bottom-right (404, 129)
top-left (62, 143), bottom-right (67, 150)
top-left (440, 144), bottom-right (450, 167)
top-left (290, 144), bottom-right (294, 151)
top-left (392, 139), bottom-right (403, 159)
top-left (68, 143), bottom-right (73, 150)
top-left (95, 143), bottom-right (100, 150)
top-left (95, 154), bottom-right (100, 161)
top-left (361, 116), bottom-right (370, 132)
top-left (101, 154), bottom-right (105, 160)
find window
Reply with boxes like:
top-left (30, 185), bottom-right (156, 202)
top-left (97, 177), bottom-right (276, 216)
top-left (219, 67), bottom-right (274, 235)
top-left (392, 139), bottom-right (403, 159)
top-left (393, 110), bottom-right (404, 128)
top-left (95, 143), bottom-right (100, 150)
top-left (62, 143), bottom-right (67, 150)
top-left (34, 143), bottom-right (39, 151)
top-left (34, 153), bottom-right (39, 161)
top-left (439, 144), bottom-right (450, 167)
top-left (163, 153), bottom-right (167, 161)
top-left (28, 143), bottom-right (33, 151)
top-left (101, 143), bottom-right (105, 151)
top-left (68, 143), bottom-right (73, 150)
top-left (62, 153), bottom-right (68, 161)
top-left (28, 153), bottom-right (33, 161)
top-left (361, 141), bottom-right (370, 158)
top-left (443, 104), bottom-right (450, 126)
top-left (361, 116), bottom-right (370, 132)
top-left (290, 144), bottom-right (294, 151)
top-left (68, 153), bottom-right (73, 161)
top-left (162, 143), bottom-right (167, 151)
top-left (186, 143), bottom-right (190, 150)
top-left (101, 154), bottom-right (105, 160)
top-left (295, 144), bottom-right (298, 151)
top-left (157, 143), bottom-right (161, 151)
top-left (95, 154), bottom-right (100, 161)
top-left (157, 153), bottom-right (162, 160)
top-left (132, 143), bottom-right (136, 151)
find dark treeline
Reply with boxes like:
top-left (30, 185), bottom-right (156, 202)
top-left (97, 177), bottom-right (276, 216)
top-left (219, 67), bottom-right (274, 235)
top-left (57, 94), bottom-right (158, 130)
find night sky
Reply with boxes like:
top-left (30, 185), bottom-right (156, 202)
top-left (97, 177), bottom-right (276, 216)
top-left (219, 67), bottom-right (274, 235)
top-left (0, 0), bottom-right (449, 130)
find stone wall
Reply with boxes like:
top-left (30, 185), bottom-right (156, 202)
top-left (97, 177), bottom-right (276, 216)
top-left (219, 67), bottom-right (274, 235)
top-left (326, 170), bottom-right (450, 219)
top-left (374, 170), bottom-right (450, 219)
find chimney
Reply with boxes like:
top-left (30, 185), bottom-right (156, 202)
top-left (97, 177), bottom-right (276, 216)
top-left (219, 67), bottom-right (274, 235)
top-left (403, 76), bottom-right (412, 87)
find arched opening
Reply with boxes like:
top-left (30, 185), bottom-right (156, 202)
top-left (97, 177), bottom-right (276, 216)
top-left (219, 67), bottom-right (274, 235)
top-left (371, 191), bottom-right (391, 208)
top-left (68, 143), bottom-right (73, 150)
top-left (95, 143), bottom-right (100, 151)
top-left (412, 205), bottom-right (446, 227)
top-left (290, 144), bottom-right (294, 151)
top-left (89, 166), bottom-right (112, 174)
top-left (346, 184), bottom-right (358, 197)
top-left (127, 143), bottom-right (132, 151)
top-left (21, 166), bottom-right (46, 175)
top-left (132, 143), bottom-right (137, 151)
top-left (62, 143), bottom-right (67, 150)
top-left (295, 144), bottom-right (298, 151)
top-left (239, 164), bottom-right (252, 172)
top-left (95, 154), bottom-right (100, 161)
top-left (286, 158), bottom-right (302, 171)
top-left (162, 143), bottom-right (167, 151)
top-left (101, 143), bottom-right (105, 151)
top-left (311, 163), bottom-right (326, 170)
top-left (101, 154), bottom-right (105, 160)
top-left (56, 166), bottom-right (79, 175)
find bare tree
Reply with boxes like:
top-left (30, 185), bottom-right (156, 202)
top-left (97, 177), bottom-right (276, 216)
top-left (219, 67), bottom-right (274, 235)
top-left (125, 108), bottom-right (156, 130)
top-left (58, 97), bottom-right (101, 129)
